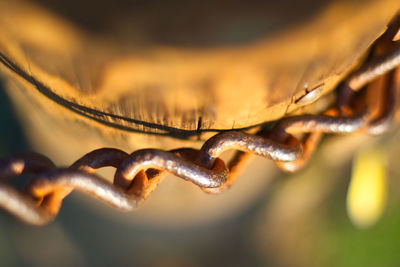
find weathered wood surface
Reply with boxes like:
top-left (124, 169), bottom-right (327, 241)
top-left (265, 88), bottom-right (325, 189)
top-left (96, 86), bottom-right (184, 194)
top-left (0, 0), bottom-right (398, 138)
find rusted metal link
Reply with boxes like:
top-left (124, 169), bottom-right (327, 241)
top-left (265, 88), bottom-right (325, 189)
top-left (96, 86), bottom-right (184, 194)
top-left (274, 27), bottom-right (400, 173)
top-left (197, 131), bottom-right (303, 169)
top-left (0, 153), bottom-right (55, 179)
top-left (29, 170), bottom-right (137, 213)
top-left (0, 24), bottom-right (399, 225)
top-left (348, 44), bottom-right (400, 90)
top-left (114, 149), bottom-right (229, 189)
top-left (366, 70), bottom-right (397, 135)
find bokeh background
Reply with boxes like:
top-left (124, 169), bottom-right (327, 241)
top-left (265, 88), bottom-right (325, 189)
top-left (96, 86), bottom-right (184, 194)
top-left (2, 79), bottom-right (400, 267)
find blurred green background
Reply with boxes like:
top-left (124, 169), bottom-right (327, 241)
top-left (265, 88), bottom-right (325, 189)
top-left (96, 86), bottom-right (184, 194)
top-left (1, 79), bottom-right (400, 267)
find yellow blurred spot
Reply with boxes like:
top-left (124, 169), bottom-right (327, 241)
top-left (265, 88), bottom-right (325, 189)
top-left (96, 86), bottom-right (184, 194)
top-left (346, 146), bottom-right (387, 229)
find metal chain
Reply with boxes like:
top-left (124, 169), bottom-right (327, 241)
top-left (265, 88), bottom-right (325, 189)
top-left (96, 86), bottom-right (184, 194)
top-left (1, 18), bottom-right (399, 225)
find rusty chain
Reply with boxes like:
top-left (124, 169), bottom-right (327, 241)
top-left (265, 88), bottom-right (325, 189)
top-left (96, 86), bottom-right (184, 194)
top-left (1, 16), bottom-right (400, 225)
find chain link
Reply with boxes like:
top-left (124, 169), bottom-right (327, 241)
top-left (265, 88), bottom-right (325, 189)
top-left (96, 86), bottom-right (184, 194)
top-left (1, 17), bottom-right (399, 225)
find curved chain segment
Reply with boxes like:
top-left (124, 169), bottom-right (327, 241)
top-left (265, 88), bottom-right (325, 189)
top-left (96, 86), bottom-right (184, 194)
top-left (0, 23), bottom-right (399, 225)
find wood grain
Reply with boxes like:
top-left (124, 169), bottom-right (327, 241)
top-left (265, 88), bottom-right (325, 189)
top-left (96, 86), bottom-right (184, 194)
top-left (0, 0), bottom-right (398, 136)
